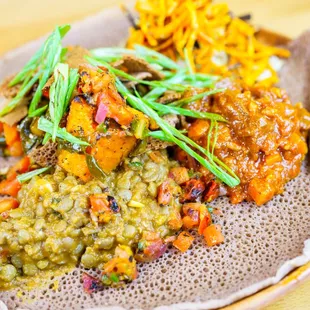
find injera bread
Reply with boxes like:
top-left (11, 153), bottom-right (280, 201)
top-left (0, 6), bottom-right (310, 310)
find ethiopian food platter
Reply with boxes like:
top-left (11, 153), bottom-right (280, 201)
top-left (0, 1), bottom-right (310, 309)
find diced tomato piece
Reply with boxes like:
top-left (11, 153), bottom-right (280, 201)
top-left (0, 178), bottom-right (21, 197)
top-left (198, 205), bottom-right (212, 235)
top-left (89, 194), bottom-right (120, 223)
top-left (181, 178), bottom-right (206, 202)
top-left (6, 139), bottom-right (24, 156)
top-left (203, 180), bottom-right (220, 202)
top-left (82, 273), bottom-right (100, 294)
top-left (203, 224), bottom-right (224, 247)
top-left (7, 156), bottom-right (31, 181)
top-left (157, 179), bottom-right (173, 206)
top-left (173, 231), bottom-right (194, 252)
top-left (0, 198), bottom-right (19, 213)
top-left (143, 239), bottom-right (167, 261)
top-left (90, 194), bottom-right (110, 212)
top-left (3, 124), bottom-right (20, 146)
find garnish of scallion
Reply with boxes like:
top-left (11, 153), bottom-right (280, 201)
top-left (91, 44), bottom-right (179, 71)
top-left (38, 117), bottom-right (89, 146)
top-left (17, 167), bottom-right (51, 183)
top-left (44, 63), bottom-right (79, 142)
top-left (147, 93), bottom-right (227, 122)
top-left (88, 57), bottom-right (187, 92)
top-left (85, 56), bottom-right (239, 187)
top-left (0, 25), bottom-right (70, 117)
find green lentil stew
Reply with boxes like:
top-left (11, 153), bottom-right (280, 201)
top-left (0, 151), bottom-right (181, 289)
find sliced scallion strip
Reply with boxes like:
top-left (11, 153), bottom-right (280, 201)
top-left (17, 167), bottom-right (51, 183)
top-left (38, 117), bottom-right (89, 146)
top-left (168, 89), bottom-right (222, 107)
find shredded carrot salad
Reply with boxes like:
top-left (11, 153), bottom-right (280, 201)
top-left (127, 0), bottom-right (290, 86)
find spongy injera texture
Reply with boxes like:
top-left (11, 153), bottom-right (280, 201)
top-left (1, 161), bottom-right (309, 310)
top-left (0, 6), bottom-right (310, 310)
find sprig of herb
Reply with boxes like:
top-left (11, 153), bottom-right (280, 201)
top-left (17, 166), bottom-right (51, 183)
top-left (0, 25), bottom-right (70, 117)
top-left (38, 117), bottom-right (89, 146)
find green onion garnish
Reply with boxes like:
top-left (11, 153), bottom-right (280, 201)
top-left (0, 25), bottom-right (70, 117)
top-left (38, 117), bottom-right (89, 146)
top-left (91, 44), bottom-right (179, 71)
top-left (116, 80), bottom-right (239, 187)
top-left (86, 56), bottom-right (186, 92)
top-left (133, 44), bottom-right (180, 70)
top-left (17, 166), bottom-right (51, 183)
top-left (147, 94), bottom-right (227, 122)
top-left (168, 89), bottom-right (221, 107)
top-left (47, 63), bottom-right (79, 141)
top-left (86, 48), bottom-right (240, 187)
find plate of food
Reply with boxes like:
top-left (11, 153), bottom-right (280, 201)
top-left (0, 1), bottom-right (309, 309)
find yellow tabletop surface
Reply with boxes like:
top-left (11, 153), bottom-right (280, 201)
top-left (0, 0), bottom-right (309, 309)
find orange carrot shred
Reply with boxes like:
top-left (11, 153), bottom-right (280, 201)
top-left (127, 0), bottom-right (290, 87)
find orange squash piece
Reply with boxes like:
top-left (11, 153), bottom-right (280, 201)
top-left (91, 129), bottom-right (136, 174)
top-left (173, 231), bottom-right (194, 252)
top-left (248, 177), bottom-right (275, 206)
top-left (58, 150), bottom-right (92, 182)
top-left (66, 97), bottom-right (96, 137)
top-left (203, 224), bottom-right (224, 247)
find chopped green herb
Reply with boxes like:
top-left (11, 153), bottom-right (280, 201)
top-left (138, 240), bottom-right (146, 251)
top-left (91, 45), bottom-right (179, 70)
top-left (128, 161), bottom-right (143, 168)
top-left (17, 167), bottom-right (51, 183)
top-left (97, 122), bottom-right (108, 133)
top-left (109, 273), bottom-right (119, 283)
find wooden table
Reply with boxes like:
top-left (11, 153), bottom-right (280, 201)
top-left (0, 0), bottom-right (309, 309)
